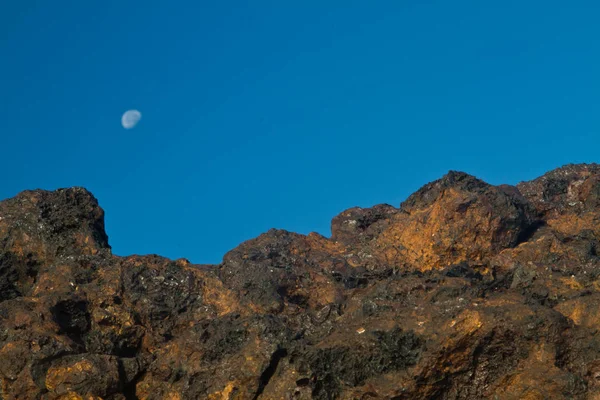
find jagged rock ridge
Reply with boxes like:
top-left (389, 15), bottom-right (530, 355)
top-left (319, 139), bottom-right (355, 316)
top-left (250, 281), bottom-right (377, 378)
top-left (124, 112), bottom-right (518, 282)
top-left (1, 164), bottom-right (600, 399)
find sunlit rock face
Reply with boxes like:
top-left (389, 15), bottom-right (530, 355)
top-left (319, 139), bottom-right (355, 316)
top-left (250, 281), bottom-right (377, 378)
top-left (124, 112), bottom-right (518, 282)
top-left (1, 163), bottom-right (600, 399)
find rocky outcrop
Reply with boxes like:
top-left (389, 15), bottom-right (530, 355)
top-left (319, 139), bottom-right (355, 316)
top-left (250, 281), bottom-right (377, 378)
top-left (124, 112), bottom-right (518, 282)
top-left (1, 164), bottom-right (600, 399)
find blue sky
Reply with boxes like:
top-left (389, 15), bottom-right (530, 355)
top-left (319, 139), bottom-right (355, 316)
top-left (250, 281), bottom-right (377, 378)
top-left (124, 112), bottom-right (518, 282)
top-left (1, 1), bottom-right (599, 264)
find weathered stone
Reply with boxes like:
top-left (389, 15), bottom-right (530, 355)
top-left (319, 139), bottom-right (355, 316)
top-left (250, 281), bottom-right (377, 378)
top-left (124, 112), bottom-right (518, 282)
top-left (1, 165), bottom-right (600, 399)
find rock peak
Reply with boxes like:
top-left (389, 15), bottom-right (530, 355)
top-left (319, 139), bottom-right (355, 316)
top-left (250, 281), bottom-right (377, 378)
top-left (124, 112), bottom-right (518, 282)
top-left (2, 164), bottom-right (600, 399)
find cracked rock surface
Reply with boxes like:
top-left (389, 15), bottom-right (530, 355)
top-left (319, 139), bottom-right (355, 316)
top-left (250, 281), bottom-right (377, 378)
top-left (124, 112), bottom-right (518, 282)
top-left (2, 164), bottom-right (600, 399)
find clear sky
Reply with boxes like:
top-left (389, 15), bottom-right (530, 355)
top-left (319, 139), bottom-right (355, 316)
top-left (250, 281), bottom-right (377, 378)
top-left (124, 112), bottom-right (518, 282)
top-left (1, 1), bottom-right (599, 264)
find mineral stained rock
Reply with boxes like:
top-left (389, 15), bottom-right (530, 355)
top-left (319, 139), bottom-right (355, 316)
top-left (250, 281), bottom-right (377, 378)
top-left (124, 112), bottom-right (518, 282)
top-left (2, 164), bottom-right (600, 399)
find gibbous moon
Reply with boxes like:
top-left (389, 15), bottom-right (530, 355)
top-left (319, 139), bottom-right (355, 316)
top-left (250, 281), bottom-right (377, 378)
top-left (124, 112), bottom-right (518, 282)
top-left (121, 110), bottom-right (142, 129)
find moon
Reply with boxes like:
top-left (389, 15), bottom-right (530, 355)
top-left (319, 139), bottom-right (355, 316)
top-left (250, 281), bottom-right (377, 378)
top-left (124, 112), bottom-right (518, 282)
top-left (121, 110), bottom-right (142, 129)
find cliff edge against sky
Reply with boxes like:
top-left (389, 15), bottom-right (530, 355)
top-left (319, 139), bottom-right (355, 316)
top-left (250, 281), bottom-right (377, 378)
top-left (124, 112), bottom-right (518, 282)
top-left (1, 164), bottom-right (600, 399)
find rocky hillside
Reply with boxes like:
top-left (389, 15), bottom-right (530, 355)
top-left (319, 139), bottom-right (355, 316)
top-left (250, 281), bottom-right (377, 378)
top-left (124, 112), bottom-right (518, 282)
top-left (2, 164), bottom-right (600, 399)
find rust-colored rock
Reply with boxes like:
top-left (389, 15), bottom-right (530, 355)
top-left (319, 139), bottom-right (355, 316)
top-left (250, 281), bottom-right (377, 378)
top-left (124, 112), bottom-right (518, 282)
top-left (372, 171), bottom-right (536, 271)
top-left (2, 164), bottom-right (600, 399)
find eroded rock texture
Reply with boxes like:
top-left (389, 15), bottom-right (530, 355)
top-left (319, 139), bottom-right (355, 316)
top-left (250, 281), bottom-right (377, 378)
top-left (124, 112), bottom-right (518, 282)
top-left (2, 164), bottom-right (600, 399)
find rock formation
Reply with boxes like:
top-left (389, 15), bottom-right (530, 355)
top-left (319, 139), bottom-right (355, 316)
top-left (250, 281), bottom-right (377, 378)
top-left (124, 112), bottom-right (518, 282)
top-left (1, 164), bottom-right (600, 399)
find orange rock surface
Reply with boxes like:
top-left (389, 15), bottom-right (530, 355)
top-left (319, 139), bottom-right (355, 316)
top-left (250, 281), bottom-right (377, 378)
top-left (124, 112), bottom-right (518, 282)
top-left (1, 164), bottom-right (600, 399)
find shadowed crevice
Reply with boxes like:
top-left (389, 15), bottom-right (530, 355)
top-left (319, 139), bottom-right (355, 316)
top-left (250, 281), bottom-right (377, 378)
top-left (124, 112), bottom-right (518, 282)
top-left (253, 348), bottom-right (288, 399)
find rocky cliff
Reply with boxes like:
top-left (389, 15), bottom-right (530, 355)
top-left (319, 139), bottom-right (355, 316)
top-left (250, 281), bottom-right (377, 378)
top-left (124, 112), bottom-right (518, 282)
top-left (2, 164), bottom-right (600, 399)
